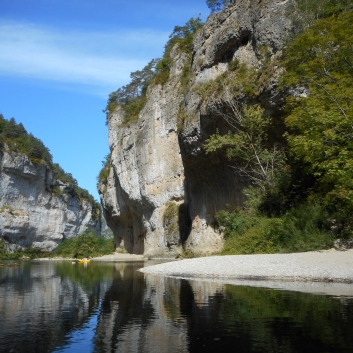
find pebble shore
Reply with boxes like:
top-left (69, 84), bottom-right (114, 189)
top-left (140, 249), bottom-right (353, 284)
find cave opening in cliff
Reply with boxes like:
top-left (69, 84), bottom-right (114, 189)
top-left (178, 203), bottom-right (192, 244)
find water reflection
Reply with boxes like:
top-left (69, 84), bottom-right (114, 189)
top-left (0, 261), bottom-right (112, 353)
top-left (0, 260), bottom-right (353, 353)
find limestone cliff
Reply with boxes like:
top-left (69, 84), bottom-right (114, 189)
top-left (0, 149), bottom-right (100, 252)
top-left (99, 0), bottom-right (292, 257)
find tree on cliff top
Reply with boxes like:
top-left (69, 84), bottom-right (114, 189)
top-left (104, 16), bottom-right (204, 126)
top-left (0, 114), bottom-right (52, 165)
top-left (206, 0), bottom-right (235, 13)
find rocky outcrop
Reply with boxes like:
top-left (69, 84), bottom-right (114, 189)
top-left (0, 150), bottom-right (100, 251)
top-left (99, 0), bottom-right (292, 257)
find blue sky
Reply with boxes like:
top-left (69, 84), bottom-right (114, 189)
top-left (0, 0), bottom-right (210, 201)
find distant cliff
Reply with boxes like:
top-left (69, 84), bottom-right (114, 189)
top-left (0, 149), bottom-right (101, 252)
top-left (0, 117), bottom-right (101, 252)
top-left (99, 0), bottom-right (292, 257)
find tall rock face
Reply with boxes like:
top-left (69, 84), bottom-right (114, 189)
top-left (0, 150), bottom-right (100, 252)
top-left (99, 0), bottom-right (292, 257)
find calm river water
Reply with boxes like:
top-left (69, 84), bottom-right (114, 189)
top-left (0, 260), bottom-right (353, 353)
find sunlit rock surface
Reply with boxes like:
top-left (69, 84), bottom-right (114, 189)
top-left (99, 0), bottom-right (291, 256)
top-left (0, 150), bottom-right (100, 251)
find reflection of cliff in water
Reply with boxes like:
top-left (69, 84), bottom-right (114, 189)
top-left (94, 263), bottom-right (226, 353)
top-left (2, 261), bottom-right (353, 353)
top-left (95, 264), bottom-right (353, 353)
top-left (95, 263), bottom-right (187, 352)
top-left (0, 262), bottom-right (112, 353)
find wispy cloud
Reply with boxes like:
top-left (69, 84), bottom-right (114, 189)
top-left (0, 21), bottom-right (169, 95)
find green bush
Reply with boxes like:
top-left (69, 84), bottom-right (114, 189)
top-left (97, 153), bottom-right (111, 192)
top-left (220, 217), bottom-right (283, 255)
top-left (219, 203), bottom-right (334, 255)
top-left (53, 229), bottom-right (114, 258)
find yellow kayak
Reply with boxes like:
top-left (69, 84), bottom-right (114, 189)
top-left (78, 258), bottom-right (91, 263)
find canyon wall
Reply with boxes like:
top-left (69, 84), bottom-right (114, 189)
top-left (99, 0), bottom-right (292, 257)
top-left (0, 150), bottom-right (100, 252)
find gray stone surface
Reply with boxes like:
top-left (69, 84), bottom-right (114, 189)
top-left (0, 150), bottom-right (100, 251)
top-left (99, 0), bottom-right (292, 257)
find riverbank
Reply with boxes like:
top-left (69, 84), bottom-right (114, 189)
top-left (92, 253), bottom-right (144, 261)
top-left (29, 253), bottom-right (145, 262)
top-left (140, 249), bottom-right (353, 284)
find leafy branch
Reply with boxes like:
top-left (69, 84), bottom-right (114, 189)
top-left (204, 90), bottom-right (285, 191)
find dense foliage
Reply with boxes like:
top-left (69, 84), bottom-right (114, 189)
top-left (288, 0), bottom-right (353, 38)
top-left (205, 102), bottom-right (285, 195)
top-left (0, 115), bottom-right (52, 165)
top-left (283, 10), bottom-right (353, 218)
top-left (206, 1), bottom-right (353, 254)
top-left (218, 203), bottom-right (333, 254)
top-left (53, 229), bottom-right (114, 258)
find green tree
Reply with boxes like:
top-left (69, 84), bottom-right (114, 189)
top-left (154, 16), bottom-right (204, 85)
top-left (283, 10), bottom-right (353, 210)
top-left (105, 17), bottom-right (204, 125)
top-left (287, 0), bottom-right (353, 38)
top-left (104, 58), bottom-right (159, 124)
top-left (206, 0), bottom-right (234, 13)
top-left (204, 91), bottom-right (285, 194)
top-left (0, 115), bottom-right (53, 164)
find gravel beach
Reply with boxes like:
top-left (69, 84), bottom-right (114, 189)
top-left (140, 249), bottom-right (353, 284)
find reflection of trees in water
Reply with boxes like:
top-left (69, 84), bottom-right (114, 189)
top-left (0, 262), bottom-right (112, 353)
top-left (217, 285), bottom-right (353, 353)
top-left (180, 281), bottom-right (353, 353)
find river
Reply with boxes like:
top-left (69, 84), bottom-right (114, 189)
top-left (0, 260), bottom-right (353, 352)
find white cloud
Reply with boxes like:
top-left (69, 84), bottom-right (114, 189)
top-left (0, 21), bottom-right (169, 94)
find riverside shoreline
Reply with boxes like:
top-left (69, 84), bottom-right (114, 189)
top-left (31, 253), bottom-right (145, 262)
top-left (139, 249), bottom-right (353, 295)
